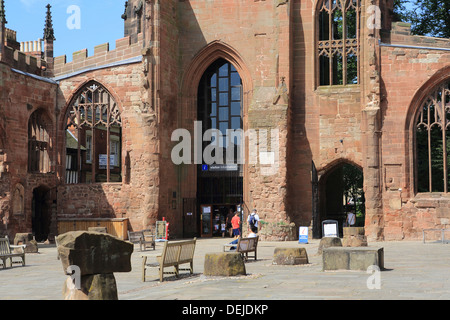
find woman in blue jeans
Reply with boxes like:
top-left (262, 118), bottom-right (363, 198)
top-left (228, 226), bottom-right (257, 250)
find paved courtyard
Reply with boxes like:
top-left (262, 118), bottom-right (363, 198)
top-left (1, 237), bottom-right (449, 301)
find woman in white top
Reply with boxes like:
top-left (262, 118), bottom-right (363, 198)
top-left (346, 211), bottom-right (356, 227)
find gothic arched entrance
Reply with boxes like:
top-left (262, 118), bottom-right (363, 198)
top-left (316, 161), bottom-right (365, 237)
top-left (32, 186), bottom-right (52, 242)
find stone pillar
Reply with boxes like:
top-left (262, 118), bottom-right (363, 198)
top-left (361, 0), bottom-right (384, 241)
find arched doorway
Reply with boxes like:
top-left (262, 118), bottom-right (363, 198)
top-left (197, 58), bottom-right (244, 237)
top-left (317, 161), bottom-right (364, 237)
top-left (32, 186), bottom-right (51, 242)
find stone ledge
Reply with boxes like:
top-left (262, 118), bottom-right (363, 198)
top-left (273, 248), bottom-right (309, 265)
top-left (204, 252), bottom-right (246, 277)
top-left (322, 247), bottom-right (384, 271)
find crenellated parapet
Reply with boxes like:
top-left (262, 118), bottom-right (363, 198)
top-left (386, 22), bottom-right (450, 49)
top-left (53, 33), bottom-right (144, 78)
top-left (2, 45), bottom-right (43, 75)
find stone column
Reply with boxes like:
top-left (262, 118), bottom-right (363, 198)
top-left (361, 0), bottom-right (384, 241)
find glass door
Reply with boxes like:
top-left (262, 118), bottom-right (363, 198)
top-left (201, 205), bottom-right (213, 237)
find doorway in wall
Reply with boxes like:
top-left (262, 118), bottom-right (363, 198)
top-left (32, 186), bottom-right (51, 242)
top-left (316, 162), bottom-right (364, 237)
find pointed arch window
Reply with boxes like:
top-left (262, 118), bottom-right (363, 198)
top-left (317, 0), bottom-right (360, 86)
top-left (65, 81), bottom-right (122, 184)
top-left (28, 109), bottom-right (52, 173)
top-left (415, 81), bottom-right (450, 193)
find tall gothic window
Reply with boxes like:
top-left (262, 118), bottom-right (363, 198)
top-left (28, 109), bottom-right (52, 173)
top-left (65, 81), bottom-right (122, 184)
top-left (415, 81), bottom-right (450, 193)
top-left (317, 0), bottom-right (360, 86)
top-left (197, 59), bottom-right (244, 206)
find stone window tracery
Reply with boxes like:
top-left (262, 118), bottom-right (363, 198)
top-left (28, 110), bottom-right (52, 173)
top-left (65, 81), bottom-right (122, 184)
top-left (317, 0), bottom-right (360, 86)
top-left (415, 81), bottom-right (450, 193)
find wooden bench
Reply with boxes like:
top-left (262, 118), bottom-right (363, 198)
top-left (223, 236), bottom-right (258, 261)
top-left (127, 230), bottom-right (155, 251)
top-left (142, 238), bottom-right (197, 282)
top-left (0, 237), bottom-right (26, 269)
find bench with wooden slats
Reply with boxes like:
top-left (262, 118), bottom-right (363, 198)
top-left (223, 236), bottom-right (259, 261)
top-left (0, 237), bottom-right (26, 269)
top-left (142, 238), bottom-right (196, 282)
top-left (127, 230), bottom-right (155, 251)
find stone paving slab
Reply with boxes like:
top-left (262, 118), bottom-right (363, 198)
top-left (0, 237), bottom-right (449, 301)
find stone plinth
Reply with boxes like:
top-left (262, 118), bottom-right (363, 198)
top-left (204, 252), bottom-right (246, 277)
top-left (342, 227), bottom-right (367, 247)
top-left (272, 248), bottom-right (309, 265)
top-left (14, 233), bottom-right (38, 253)
top-left (317, 237), bottom-right (342, 255)
top-left (62, 273), bottom-right (118, 300)
top-left (322, 247), bottom-right (384, 271)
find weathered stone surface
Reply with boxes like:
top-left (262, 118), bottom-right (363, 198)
top-left (88, 227), bottom-right (108, 233)
top-left (342, 227), bottom-right (368, 247)
top-left (250, 222), bottom-right (297, 241)
top-left (56, 231), bottom-right (133, 276)
top-left (62, 273), bottom-right (118, 300)
top-left (322, 247), bottom-right (384, 271)
top-left (317, 237), bottom-right (342, 255)
top-left (272, 247), bottom-right (309, 265)
top-left (204, 252), bottom-right (246, 277)
top-left (14, 233), bottom-right (38, 253)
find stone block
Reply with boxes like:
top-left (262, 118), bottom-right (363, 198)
top-left (62, 273), bottom-right (118, 300)
top-left (88, 227), bottom-right (108, 233)
top-left (204, 252), bottom-right (246, 277)
top-left (56, 231), bottom-right (133, 276)
top-left (342, 227), bottom-right (368, 247)
top-left (317, 237), bottom-right (342, 255)
top-left (14, 233), bottom-right (38, 253)
top-left (322, 247), bottom-right (384, 271)
top-left (272, 247), bottom-right (309, 265)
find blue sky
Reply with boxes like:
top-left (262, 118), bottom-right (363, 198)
top-left (5, 0), bottom-right (124, 61)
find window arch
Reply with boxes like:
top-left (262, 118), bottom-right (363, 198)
top-left (415, 81), bottom-right (450, 193)
top-left (28, 109), bottom-right (52, 173)
top-left (317, 0), bottom-right (360, 86)
top-left (65, 81), bottom-right (122, 184)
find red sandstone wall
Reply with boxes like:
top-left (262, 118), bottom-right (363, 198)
top-left (54, 37), bottom-right (160, 233)
top-left (380, 23), bottom-right (450, 240)
top-left (0, 62), bottom-right (58, 237)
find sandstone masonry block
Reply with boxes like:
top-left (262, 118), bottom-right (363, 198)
top-left (272, 247), bottom-right (309, 265)
top-left (204, 252), bottom-right (246, 277)
top-left (62, 273), bottom-right (118, 300)
top-left (57, 231), bottom-right (133, 276)
top-left (322, 247), bottom-right (384, 271)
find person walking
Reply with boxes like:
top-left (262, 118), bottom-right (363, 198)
top-left (247, 209), bottom-right (260, 233)
top-left (231, 211), bottom-right (241, 239)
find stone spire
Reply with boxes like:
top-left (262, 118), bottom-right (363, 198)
top-left (43, 4), bottom-right (55, 41)
top-left (0, 0), bottom-right (6, 62)
top-left (0, 0), bottom-right (6, 25)
top-left (43, 4), bottom-right (55, 77)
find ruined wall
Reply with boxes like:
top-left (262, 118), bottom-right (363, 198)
top-left (379, 22), bottom-right (450, 240)
top-left (54, 34), bottom-right (160, 233)
top-left (175, 0), bottom-right (292, 237)
top-left (288, 0), bottom-right (366, 232)
top-left (0, 62), bottom-right (57, 237)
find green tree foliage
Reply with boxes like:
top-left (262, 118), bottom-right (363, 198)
top-left (393, 0), bottom-right (450, 38)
